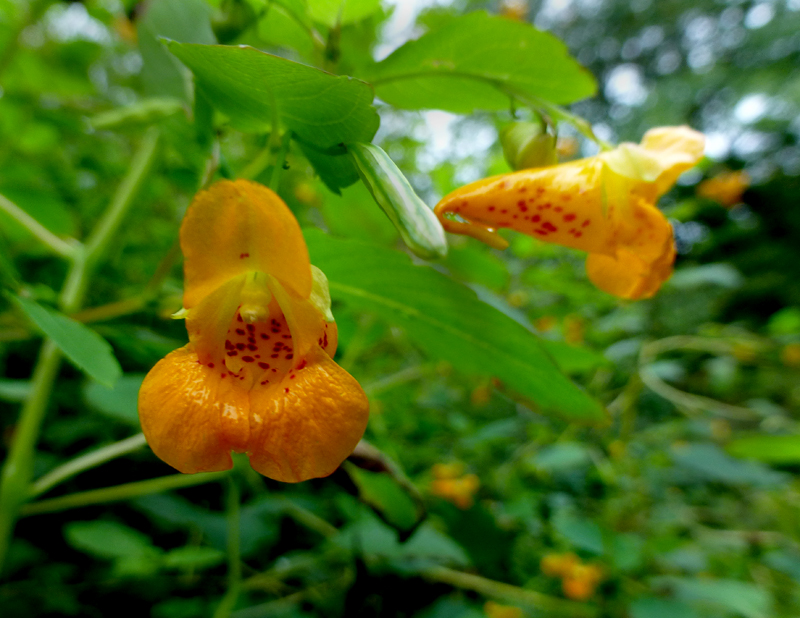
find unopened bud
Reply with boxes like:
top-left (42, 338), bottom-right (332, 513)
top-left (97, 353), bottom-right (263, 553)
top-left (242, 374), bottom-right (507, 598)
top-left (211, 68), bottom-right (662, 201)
top-left (500, 121), bottom-right (558, 170)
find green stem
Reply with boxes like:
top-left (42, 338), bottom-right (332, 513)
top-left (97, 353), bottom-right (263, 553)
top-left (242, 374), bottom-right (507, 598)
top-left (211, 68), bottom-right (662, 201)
top-left (421, 565), bottom-right (599, 617)
top-left (0, 339), bottom-right (61, 568)
top-left (0, 129), bottom-right (160, 575)
top-left (269, 131), bottom-right (292, 193)
top-left (214, 479), bottom-right (242, 618)
top-left (20, 471), bottom-right (229, 516)
top-left (60, 127), bottom-right (160, 311)
top-left (29, 433), bottom-right (147, 498)
top-left (0, 193), bottom-right (78, 259)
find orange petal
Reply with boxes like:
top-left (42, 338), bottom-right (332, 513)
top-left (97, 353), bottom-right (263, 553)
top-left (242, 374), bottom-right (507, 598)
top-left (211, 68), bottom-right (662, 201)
top-left (434, 160), bottom-right (616, 256)
top-left (185, 275), bottom-right (245, 365)
top-left (138, 345), bottom-right (251, 473)
top-left (246, 347), bottom-right (369, 482)
top-left (585, 199), bottom-right (675, 300)
top-left (181, 180), bottom-right (312, 308)
top-left (638, 126), bottom-right (705, 198)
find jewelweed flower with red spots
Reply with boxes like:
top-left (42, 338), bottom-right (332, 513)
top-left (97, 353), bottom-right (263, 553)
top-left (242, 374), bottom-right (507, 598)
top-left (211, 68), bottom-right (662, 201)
top-left (138, 180), bottom-right (369, 482)
top-left (435, 126), bottom-right (705, 299)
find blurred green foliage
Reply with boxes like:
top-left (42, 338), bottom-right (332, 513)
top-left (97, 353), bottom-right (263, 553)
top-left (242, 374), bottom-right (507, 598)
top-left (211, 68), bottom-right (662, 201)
top-left (1, 0), bottom-right (800, 617)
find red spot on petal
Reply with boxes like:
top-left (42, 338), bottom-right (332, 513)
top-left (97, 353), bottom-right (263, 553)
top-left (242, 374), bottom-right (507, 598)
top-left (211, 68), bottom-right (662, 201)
top-left (236, 343), bottom-right (246, 351)
top-left (297, 360), bottom-right (307, 370)
top-left (235, 328), bottom-right (245, 335)
top-left (271, 353), bottom-right (279, 358)
top-left (564, 213), bottom-right (576, 222)
top-left (543, 222), bottom-right (558, 232)
top-left (518, 186), bottom-right (527, 192)
top-left (260, 333), bottom-right (269, 340)
top-left (258, 362), bottom-right (270, 369)
top-left (532, 214), bottom-right (541, 222)
top-left (239, 253), bottom-right (249, 259)
top-left (518, 204), bottom-right (528, 212)
top-left (242, 356), bottom-right (255, 362)
top-left (227, 351), bottom-right (238, 356)
top-left (582, 219), bottom-right (591, 227)
top-left (554, 206), bottom-right (563, 212)
top-left (246, 324), bottom-right (255, 333)
top-left (488, 206), bottom-right (495, 211)
top-left (247, 344), bottom-right (258, 351)
top-left (237, 314), bottom-right (243, 322)
top-left (285, 354), bottom-right (293, 359)
top-left (501, 209), bottom-right (508, 214)
top-left (575, 231), bottom-right (582, 237)
top-left (225, 340), bottom-right (234, 350)
top-left (208, 362), bottom-right (215, 368)
top-left (284, 388), bottom-right (290, 393)
top-left (290, 374), bottom-right (296, 379)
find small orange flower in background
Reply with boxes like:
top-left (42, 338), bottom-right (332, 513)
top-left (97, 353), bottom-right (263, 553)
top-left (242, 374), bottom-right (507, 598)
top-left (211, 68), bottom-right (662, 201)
top-left (138, 180), bottom-right (369, 482)
top-left (781, 343), bottom-right (800, 367)
top-left (484, 600), bottom-right (523, 618)
top-left (435, 126), bottom-right (705, 300)
top-left (697, 170), bottom-right (749, 207)
top-left (430, 462), bottom-right (480, 509)
top-left (541, 553), bottom-right (603, 601)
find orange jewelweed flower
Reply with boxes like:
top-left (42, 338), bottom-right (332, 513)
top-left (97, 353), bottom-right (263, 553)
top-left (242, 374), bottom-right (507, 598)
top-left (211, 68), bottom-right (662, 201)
top-left (697, 170), bottom-right (749, 207)
top-left (435, 126), bottom-right (705, 299)
top-left (430, 463), bottom-right (480, 509)
top-left (540, 552), bottom-right (579, 578)
top-left (138, 180), bottom-right (369, 482)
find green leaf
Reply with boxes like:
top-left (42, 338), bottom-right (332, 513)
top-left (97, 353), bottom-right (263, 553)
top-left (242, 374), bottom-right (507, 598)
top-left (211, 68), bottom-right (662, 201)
top-left (727, 434), bottom-right (800, 464)
top-left (529, 442), bottom-right (592, 472)
top-left (0, 379), bottom-right (30, 403)
top-left (12, 295), bottom-right (122, 387)
top-left (166, 42), bottom-right (379, 191)
top-left (306, 0), bottom-right (382, 27)
top-left (630, 599), bottom-right (699, 618)
top-left (137, 0), bottom-right (216, 101)
top-left (82, 374), bottom-right (145, 427)
top-left (162, 546), bottom-right (225, 570)
top-left (64, 521), bottom-right (160, 561)
top-left (552, 510), bottom-right (604, 554)
top-left (344, 463), bottom-right (422, 533)
top-left (671, 443), bottom-right (787, 487)
top-left (370, 11), bottom-right (596, 113)
top-left (653, 577), bottom-right (773, 618)
top-left (305, 231), bottom-right (606, 422)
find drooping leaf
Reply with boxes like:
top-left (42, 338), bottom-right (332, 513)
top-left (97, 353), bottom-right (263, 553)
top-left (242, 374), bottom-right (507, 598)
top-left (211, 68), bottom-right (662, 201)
top-left (345, 462), bottom-right (422, 534)
top-left (370, 11), bottom-right (596, 114)
top-left (305, 231), bottom-right (606, 423)
top-left (166, 42), bottom-right (379, 191)
top-left (12, 295), bottom-right (122, 387)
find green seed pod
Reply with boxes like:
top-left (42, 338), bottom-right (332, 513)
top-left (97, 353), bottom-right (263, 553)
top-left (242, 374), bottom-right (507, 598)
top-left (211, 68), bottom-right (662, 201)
top-left (500, 121), bottom-right (558, 170)
top-left (348, 142), bottom-right (448, 260)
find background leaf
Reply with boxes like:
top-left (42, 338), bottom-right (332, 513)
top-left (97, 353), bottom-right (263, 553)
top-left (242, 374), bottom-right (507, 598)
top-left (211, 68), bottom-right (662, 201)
top-left (167, 42), bottom-right (380, 191)
top-left (306, 231), bottom-right (605, 422)
top-left (12, 295), bottom-right (122, 387)
top-left (370, 11), bottom-right (596, 113)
